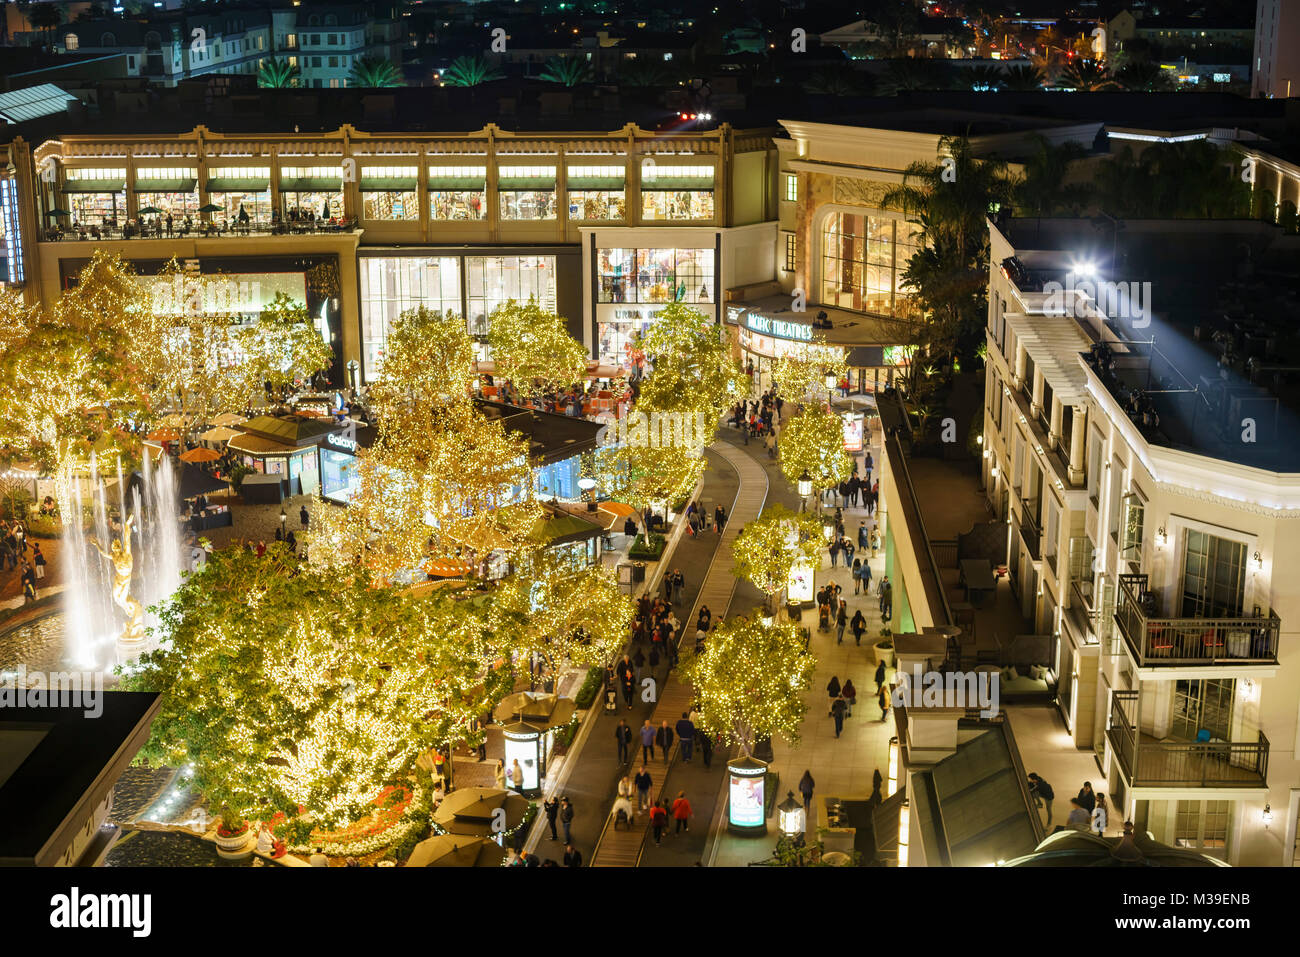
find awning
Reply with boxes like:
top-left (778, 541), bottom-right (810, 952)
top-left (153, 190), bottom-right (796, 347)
top-left (227, 434), bottom-right (309, 456)
top-left (134, 178), bottom-right (197, 193)
top-left (280, 177), bottom-right (342, 191)
top-left (206, 178), bottom-right (269, 192)
top-left (568, 173), bottom-right (625, 189)
top-left (498, 176), bottom-right (555, 190)
top-left (63, 180), bottom-right (125, 193)
top-left (360, 176), bottom-right (418, 190)
top-left (542, 511), bottom-right (602, 545)
top-left (428, 172), bottom-right (486, 189)
top-left (641, 175), bottom-right (714, 189)
top-left (178, 462), bottom-right (228, 500)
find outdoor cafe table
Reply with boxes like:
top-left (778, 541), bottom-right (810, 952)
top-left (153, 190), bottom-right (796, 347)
top-left (959, 559), bottom-right (996, 606)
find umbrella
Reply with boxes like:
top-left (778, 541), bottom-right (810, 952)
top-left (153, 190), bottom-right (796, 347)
top-left (198, 425), bottom-right (241, 444)
top-left (137, 205), bottom-right (164, 216)
top-left (432, 787), bottom-right (529, 838)
top-left (46, 208), bottom-right (71, 217)
top-left (199, 203), bottom-right (223, 214)
top-left (147, 428), bottom-right (181, 442)
top-left (210, 412), bottom-right (246, 427)
top-left (179, 447), bottom-right (221, 463)
top-left (405, 834), bottom-right (505, 868)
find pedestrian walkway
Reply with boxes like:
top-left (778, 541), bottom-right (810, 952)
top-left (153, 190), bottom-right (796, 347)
top-left (590, 440), bottom-right (769, 866)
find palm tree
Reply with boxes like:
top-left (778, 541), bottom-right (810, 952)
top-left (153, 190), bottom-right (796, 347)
top-left (878, 58), bottom-right (956, 95)
top-left (617, 59), bottom-right (676, 88)
top-left (966, 65), bottom-right (1004, 91)
top-left (257, 57), bottom-right (300, 89)
top-left (441, 54), bottom-right (503, 88)
top-left (806, 64), bottom-right (871, 96)
top-left (881, 136), bottom-right (1014, 367)
top-left (538, 56), bottom-right (594, 87)
top-left (1033, 25), bottom-right (1066, 76)
top-left (1116, 61), bottom-right (1172, 92)
top-left (1013, 134), bottom-right (1090, 237)
top-left (1001, 64), bottom-right (1045, 91)
top-left (1057, 59), bottom-right (1119, 91)
top-left (348, 56), bottom-right (403, 88)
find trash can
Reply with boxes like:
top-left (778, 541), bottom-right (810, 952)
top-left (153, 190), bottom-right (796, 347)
top-left (786, 601), bottom-right (803, 622)
top-left (631, 561), bottom-right (646, 583)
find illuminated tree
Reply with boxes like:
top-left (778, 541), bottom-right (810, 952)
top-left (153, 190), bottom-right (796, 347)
top-left (122, 547), bottom-right (499, 826)
top-left (634, 302), bottom-right (746, 428)
top-left (731, 504), bottom-right (825, 614)
top-left (685, 616), bottom-right (815, 757)
top-left (365, 306), bottom-right (477, 427)
top-left (779, 403), bottom-right (852, 497)
top-left (771, 335), bottom-right (848, 406)
top-left (490, 549), bottom-right (634, 684)
top-left (584, 425), bottom-right (707, 536)
top-left (485, 299), bottom-right (589, 396)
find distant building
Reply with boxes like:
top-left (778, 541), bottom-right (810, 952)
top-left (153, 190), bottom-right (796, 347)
top-left (1253, 0), bottom-right (1300, 98)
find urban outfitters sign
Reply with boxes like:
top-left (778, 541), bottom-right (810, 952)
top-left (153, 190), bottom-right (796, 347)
top-left (746, 313), bottom-right (813, 342)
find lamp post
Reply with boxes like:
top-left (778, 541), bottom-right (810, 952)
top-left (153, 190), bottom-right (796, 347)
top-left (578, 476), bottom-right (597, 513)
top-left (797, 469), bottom-right (812, 512)
top-left (279, 508), bottom-right (287, 533)
top-left (777, 790), bottom-right (805, 839)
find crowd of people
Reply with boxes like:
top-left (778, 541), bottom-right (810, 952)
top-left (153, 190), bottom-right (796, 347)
top-left (1028, 773), bottom-right (1111, 836)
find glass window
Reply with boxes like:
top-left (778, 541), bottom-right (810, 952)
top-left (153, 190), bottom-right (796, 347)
top-left (499, 190), bottom-right (556, 220)
top-left (784, 233), bottom-right (797, 271)
top-left (465, 255), bottom-right (556, 337)
top-left (359, 256), bottom-right (462, 380)
top-left (362, 190), bottom-right (419, 220)
top-left (430, 190), bottom-right (485, 220)
top-left (209, 190), bottom-right (271, 224)
top-left (596, 248), bottom-right (714, 304)
top-left (283, 191), bottom-right (344, 220)
top-left (784, 173), bottom-right (798, 202)
top-left (68, 192), bottom-right (126, 226)
top-left (1180, 531), bottom-right (1246, 618)
top-left (641, 189), bottom-right (714, 220)
top-left (567, 190), bottom-right (625, 220)
top-left (821, 211), bottom-right (921, 318)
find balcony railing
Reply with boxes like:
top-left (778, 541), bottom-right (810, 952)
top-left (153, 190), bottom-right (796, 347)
top-left (1017, 502), bottom-right (1041, 561)
top-left (1113, 573), bottom-right (1280, 667)
top-left (41, 219), bottom-right (359, 242)
top-left (1108, 691), bottom-right (1269, 788)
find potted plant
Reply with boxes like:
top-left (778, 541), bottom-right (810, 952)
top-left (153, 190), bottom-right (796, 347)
top-left (873, 629), bottom-right (894, 668)
top-left (214, 805), bottom-right (254, 859)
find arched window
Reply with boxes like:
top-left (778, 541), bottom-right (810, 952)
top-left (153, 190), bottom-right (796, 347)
top-left (64, 33), bottom-right (80, 50)
top-left (100, 32), bottom-right (116, 47)
top-left (308, 14), bottom-right (320, 26)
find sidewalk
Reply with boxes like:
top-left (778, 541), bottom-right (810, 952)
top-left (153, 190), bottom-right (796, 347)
top-left (523, 447), bottom-right (739, 864)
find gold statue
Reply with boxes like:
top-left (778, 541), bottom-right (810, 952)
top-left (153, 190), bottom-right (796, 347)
top-left (91, 514), bottom-right (146, 646)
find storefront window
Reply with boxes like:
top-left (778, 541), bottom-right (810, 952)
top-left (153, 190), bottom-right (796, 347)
top-left (69, 191), bottom-right (125, 226)
top-left (821, 211), bottom-right (922, 317)
top-left (596, 248), bottom-right (714, 304)
top-left (136, 190), bottom-right (199, 219)
top-left (465, 255), bottom-right (556, 336)
top-left (534, 457), bottom-right (580, 500)
top-left (640, 164), bottom-right (714, 220)
top-left (430, 190), bottom-right (485, 220)
top-left (320, 446), bottom-right (357, 503)
top-left (283, 191), bottom-right (344, 220)
top-left (567, 190), bottom-right (625, 220)
top-left (498, 165), bottom-right (556, 220)
top-left (210, 190), bottom-right (271, 224)
top-left (133, 167), bottom-right (198, 221)
top-left (598, 305), bottom-right (663, 368)
top-left (362, 190), bottom-right (419, 220)
top-left (359, 256), bottom-right (462, 380)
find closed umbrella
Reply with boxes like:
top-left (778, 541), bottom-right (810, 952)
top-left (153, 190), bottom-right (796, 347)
top-left (138, 205), bottom-right (164, 216)
top-left (199, 203), bottom-right (223, 214)
top-left (46, 208), bottom-right (71, 217)
top-left (179, 447), bottom-right (221, 463)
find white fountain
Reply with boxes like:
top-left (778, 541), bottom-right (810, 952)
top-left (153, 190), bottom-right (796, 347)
top-left (63, 451), bottom-right (185, 670)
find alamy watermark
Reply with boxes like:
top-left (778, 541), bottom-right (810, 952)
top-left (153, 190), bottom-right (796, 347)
top-left (150, 275), bottom-right (262, 317)
top-left (891, 665), bottom-right (1000, 719)
top-left (596, 410), bottom-right (710, 452)
top-left (0, 665), bottom-right (103, 718)
top-left (1043, 275), bottom-right (1151, 328)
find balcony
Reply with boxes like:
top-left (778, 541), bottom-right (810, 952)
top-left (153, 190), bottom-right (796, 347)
top-left (40, 219), bottom-right (359, 243)
top-left (1016, 502), bottom-right (1041, 561)
top-left (1108, 691), bottom-right (1269, 788)
top-left (1114, 574), bottom-right (1280, 668)
top-left (1066, 578), bottom-right (1097, 641)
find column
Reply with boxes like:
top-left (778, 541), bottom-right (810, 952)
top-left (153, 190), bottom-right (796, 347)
top-left (1068, 405), bottom-right (1086, 486)
top-left (1014, 343), bottom-right (1027, 391)
top-left (1048, 397), bottom-right (1062, 449)
top-left (1030, 370), bottom-right (1043, 421)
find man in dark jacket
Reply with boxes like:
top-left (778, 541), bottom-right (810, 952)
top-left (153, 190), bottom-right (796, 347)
top-left (563, 842), bottom-right (582, 867)
top-left (831, 696), bottom-right (847, 738)
top-left (1076, 781), bottom-right (1096, 813)
top-left (615, 719), bottom-right (632, 764)
top-left (675, 712), bottom-right (695, 763)
top-left (1028, 773), bottom-right (1055, 825)
top-left (543, 796), bottom-right (560, 841)
top-left (654, 720), bottom-right (674, 765)
top-left (874, 659), bottom-right (887, 694)
top-left (634, 765), bottom-right (653, 812)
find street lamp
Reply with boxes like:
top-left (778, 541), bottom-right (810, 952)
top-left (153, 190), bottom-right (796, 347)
top-left (797, 469), bottom-right (812, 512)
top-left (777, 790), bottom-right (805, 838)
top-left (279, 508), bottom-right (287, 531)
top-left (577, 476), bottom-right (597, 512)
top-left (824, 371), bottom-right (838, 397)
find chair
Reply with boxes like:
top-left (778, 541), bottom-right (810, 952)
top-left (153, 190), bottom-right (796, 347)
top-left (1201, 629), bottom-right (1224, 657)
top-left (1148, 626), bottom-right (1173, 656)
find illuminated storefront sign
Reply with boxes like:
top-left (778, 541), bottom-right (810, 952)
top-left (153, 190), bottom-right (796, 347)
top-left (745, 312), bottom-right (813, 341)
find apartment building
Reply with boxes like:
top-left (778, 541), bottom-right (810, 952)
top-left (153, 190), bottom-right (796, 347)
top-left (55, 3), bottom-right (402, 88)
top-left (983, 215), bottom-right (1300, 866)
top-left (2, 114), bottom-right (779, 384)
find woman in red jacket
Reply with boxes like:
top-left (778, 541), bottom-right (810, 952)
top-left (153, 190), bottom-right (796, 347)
top-left (671, 791), bottom-right (692, 834)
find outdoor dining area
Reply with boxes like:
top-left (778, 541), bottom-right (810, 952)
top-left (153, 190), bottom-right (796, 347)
top-left (431, 787), bottom-right (531, 842)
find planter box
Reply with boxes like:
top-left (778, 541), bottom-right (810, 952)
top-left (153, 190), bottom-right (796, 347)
top-left (873, 642), bottom-right (895, 669)
top-left (215, 829), bottom-right (254, 860)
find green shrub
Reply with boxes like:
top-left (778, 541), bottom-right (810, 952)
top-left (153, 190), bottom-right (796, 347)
top-left (25, 516), bottom-right (60, 538)
top-left (628, 533), bottom-right (666, 560)
top-left (552, 718), bottom-right (580, 751)
top-left (229, 463), bottom-right (253, 490)
top-left (573, 666), bottom-right (602, 709)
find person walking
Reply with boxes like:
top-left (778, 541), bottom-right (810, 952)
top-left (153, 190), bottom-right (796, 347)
top-left (870, 525), bottom-right (880, 558)
top-left (829, 537), bottom-right (840, 568)
top-left (650, 800), bottom-right (668, 845)
top-left (621, 669), bottom-right (635, 710)
top-left (842, 678), bottom-right (857, 717)
top-left (671, 791), bottom-right (692, 834)
top-left (676, 712), bottom-right (695, 763)
top-left (879, 576), bottom-right (893, 623)
top-left (640, 719), bottom-right (656, 763)
top-left (697, 727), bottom-right (714, 768)
top-left (1067, 798), bottom-right (1091, 831)
top-left (874, 659), bottom-right (887, 694)
top-left (32, 543), bottom-right (46, 580)
top-left (851, 557), bottom-right (863, 594)
top-left (851, 609), bottom-right (867, 646)
top-left (560, 796), bottom-right (575, 844)
top-left (615, 719), bottom-right (632, 765)
top-left (835, 600), bottom-right (848, 645)
top-left (831, 695), bottom-right (847, 737)
top-left (544, 796), bottom-right (560, 841)
top-left (655, 720), bottom-right (674, 765)
top-left (671, 568), bottom-right (685, 602)
top-left (563, 842), bottom-right (583, 867)
top-left (1076, 781), bottom-right (1096, 814)
top-left (877, 684), bottom-right (890, 722)
top-left (634, 765), bottom-right (653, 812)
top-left (1092, 793), bottom-right (1109, 836)
top-left (826, 675), bottom-right (841, 714)
top-left (797, 770), bottom-right (815, 818)
top-left (1027, 773), bottom-right (1054, 825)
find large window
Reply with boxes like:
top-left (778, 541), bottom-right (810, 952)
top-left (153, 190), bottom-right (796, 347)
top-left (63, 167), bottom-right (127, 226)
top-left (640, 164), bottom-right (714, 220)
top-left (281, 166), bottom-right (343, 221)
top-left (359, 256), bottom-right (462, 380)
top-left (1175, 800), bottom-right (1229, 854)
top-left (134, 167), bottom-right (199, 220)
top-left (207, 166), bottom-right (272, 224)
top-left (567, 165), bottom-right (625, 220)
top-left (360, 166), bottom-right (419, 221)
top-left (596, 247), bottom-right (714, 305)
top-left (1180, 531), bottom-right (1246, 618)
top-left (820, 211), bottom-right (921, 317)
top-left (429, 166), bottom-right (486, 220)
top-left (465, 255), bottom-right (556, 336)
top-left (498, 165), bottom-right (556, 220)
